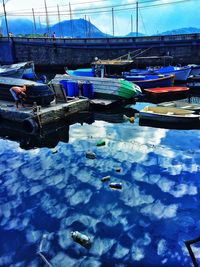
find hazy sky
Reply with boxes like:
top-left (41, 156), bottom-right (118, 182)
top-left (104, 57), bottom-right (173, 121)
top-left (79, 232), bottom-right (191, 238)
top-left (0, 0), bottom-right (199, 35)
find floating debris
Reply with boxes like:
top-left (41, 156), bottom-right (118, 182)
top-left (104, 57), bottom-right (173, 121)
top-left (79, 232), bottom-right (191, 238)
top-left (38, 234), bottom-right (48, 252)
top-left (86, 151), bottom-right (96, 159)
top-left (96, 140), bottom-right (106, 146)
top-left (71, 231), bottom-right (92, 249)
top-left (109, 182), bottom-right (122, 190)
top-left (37, 234), bottom-right (53, 267)
top-left (123, 115), bottom-right (135, 123)
top-left (129, 117), bottom-right (135, 123)
top-left (101, 175), bottom-right (111, 182)
top-left (184, 236), bottom-right (200, 267)
top-left (37, 252), bottom-right (53, 267)
top-left (115, 167), bottom-right (121, 173)
top-left (123, 114), bottom-right (130, 121)
top-left (51, 148), bottom-right (58, 154)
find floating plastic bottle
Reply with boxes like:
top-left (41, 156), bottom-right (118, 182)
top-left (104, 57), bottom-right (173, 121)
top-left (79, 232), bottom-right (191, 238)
top-left (96, 140), bottom-right (106, 146)
top-left (71, 231), bottom-right (91, 248)
top-left (101, 175), bottom-right (111, 182)
top-left (51, 148), bottom-right (58, 154)
top-left (129, 117), bottom-right (135, 123)
top-left (123, 114), bottom-right (135, 123)
top-left (115, 167), bottom-right (121, 173)
top-left (109, 182), bottom-right (122, 190)
top-left (86, 151), bottom-right (96, 159)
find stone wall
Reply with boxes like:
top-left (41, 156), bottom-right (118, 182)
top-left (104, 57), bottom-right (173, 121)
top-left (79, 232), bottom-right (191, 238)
top-left (1, 34), bottom-right (200, 68)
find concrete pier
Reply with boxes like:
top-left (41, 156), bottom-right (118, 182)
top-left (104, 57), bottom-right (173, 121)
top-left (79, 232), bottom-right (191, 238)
top-left (0, 98), bottom-right (89, 134)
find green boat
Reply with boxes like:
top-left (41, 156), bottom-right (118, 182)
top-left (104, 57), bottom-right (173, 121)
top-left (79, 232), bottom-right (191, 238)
top-left (51, 74), bottom-right (141, 100)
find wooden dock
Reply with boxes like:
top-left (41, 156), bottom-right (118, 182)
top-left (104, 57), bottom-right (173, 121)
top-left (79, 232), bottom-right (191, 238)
top-left (0, 97), bottom-right (89, 134)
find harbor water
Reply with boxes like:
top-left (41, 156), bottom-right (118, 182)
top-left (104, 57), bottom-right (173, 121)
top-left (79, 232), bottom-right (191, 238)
top-left (0, 99), bottom-right (200, 266)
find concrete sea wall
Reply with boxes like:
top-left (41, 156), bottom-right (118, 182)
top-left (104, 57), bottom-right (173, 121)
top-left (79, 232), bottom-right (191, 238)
top-left (0, 34), bottom-right (200, 68)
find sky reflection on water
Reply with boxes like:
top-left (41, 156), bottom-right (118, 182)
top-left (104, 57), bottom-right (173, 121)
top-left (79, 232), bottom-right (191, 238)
top-left (0, 118), bottom-right (200, 267)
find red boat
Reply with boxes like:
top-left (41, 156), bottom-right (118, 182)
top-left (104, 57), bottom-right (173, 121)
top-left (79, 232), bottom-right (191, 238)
top-left (144, 87), bottom-right (189, 98)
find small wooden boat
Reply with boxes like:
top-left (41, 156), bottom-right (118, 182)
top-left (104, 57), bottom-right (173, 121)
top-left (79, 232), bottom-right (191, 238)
top-left (139, 106), bottom-right (200, 124)
top-left (158, 101), bottom-right (200, 112)
top-left (124, 74), bottom-right (175, 89)
top-left (0, 61), bottom-right (36, 79)
top-left (0, 77), bottom-right (54, 105)
top-left (144, 86), bottom-right (189, 98)
top-left (51, 74), bottom-right (142, 100)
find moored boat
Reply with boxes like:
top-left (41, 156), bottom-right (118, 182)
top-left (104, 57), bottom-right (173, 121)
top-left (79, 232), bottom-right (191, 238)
top-left (158, 101), bottom-right (200, 112)
top-left (139, 106), bottom-right (200, 124)
top-left (152, 66), bottom-right (191, 81)
top-left (188, 64), bottom-right (200, 76)
top-left (130, 65), bottom-right (191, 82)
top-left (124, 74), bottom-right (175, 89)
top-left (144, 86), bottom-right (189, 98)
top-left (51, 74), bottom-right (142, 100)
top-left (0, 77), bottom-right (54, 105)
top-left (0, 61), bottom-right (36, 79)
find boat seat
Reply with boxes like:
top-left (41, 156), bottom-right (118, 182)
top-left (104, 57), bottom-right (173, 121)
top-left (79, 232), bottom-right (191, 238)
top-left (50, 83), bottom-right (67, 103)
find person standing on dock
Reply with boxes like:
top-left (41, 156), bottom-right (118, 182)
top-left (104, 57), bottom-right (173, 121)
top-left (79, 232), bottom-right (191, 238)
top-left (9, 84), bottom-right (27, 109)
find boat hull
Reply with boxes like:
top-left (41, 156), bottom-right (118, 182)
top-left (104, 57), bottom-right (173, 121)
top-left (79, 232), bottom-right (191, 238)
top-left (130, 66), bottom-right (191, 81)
top-left (158, 101), bottom-right (200, 112)
top-left (0, 62), bottom-right (35, 79)
top-left (144, 87), bottom-right (189, 98)
top-left (0, 77), bottom-right (54, 105)
top-left (139, 106), bottom-right (200, 124)
top-left (51, 74), bottom-right (141, 100)
top-left (125, 75), bottom-right (174, 89)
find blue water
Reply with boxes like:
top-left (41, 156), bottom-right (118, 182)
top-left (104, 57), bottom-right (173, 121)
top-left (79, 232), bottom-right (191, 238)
top-left (0, 113), bottom-right (200, 266)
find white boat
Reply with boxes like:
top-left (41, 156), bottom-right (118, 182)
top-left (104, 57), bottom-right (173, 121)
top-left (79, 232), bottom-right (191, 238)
top-left (139, 106), bottom-right (200, 123)
top-left (0, 61), bottom-right (35, 79)
top-left (51, 74), bottom-right (142, 100)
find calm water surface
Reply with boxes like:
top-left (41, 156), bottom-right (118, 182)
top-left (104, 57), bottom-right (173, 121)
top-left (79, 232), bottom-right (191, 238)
top-left (0, 105), bottom-right (200, 267)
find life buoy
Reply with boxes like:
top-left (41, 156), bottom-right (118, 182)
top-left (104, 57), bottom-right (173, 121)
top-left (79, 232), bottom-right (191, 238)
top-left (23, 118), bottom-right (39, 134)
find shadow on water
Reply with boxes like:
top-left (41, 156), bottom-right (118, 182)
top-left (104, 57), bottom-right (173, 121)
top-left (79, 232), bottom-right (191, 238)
top-left (0, 107), bottom-right (138, 150)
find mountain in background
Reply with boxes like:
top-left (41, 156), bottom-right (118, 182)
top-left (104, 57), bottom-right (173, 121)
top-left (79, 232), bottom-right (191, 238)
top-left (1, 18), bottom-right (200, 37)
top-left (125, 32), bottom-right (146, 37)
top-left (0, 18), bottom-right (110, 38)
top-left (158, 27), bottom-right (200, 35)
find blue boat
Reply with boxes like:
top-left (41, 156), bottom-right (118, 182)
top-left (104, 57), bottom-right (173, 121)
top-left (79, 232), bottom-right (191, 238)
top-left (124, 74), bottom-right (175, 90)
top-left (67, 68), bottom-right (94, 77)
top-left (130, 65), bottom-right (191, 82)
top-left (0, 77), bottom-right (55, 105)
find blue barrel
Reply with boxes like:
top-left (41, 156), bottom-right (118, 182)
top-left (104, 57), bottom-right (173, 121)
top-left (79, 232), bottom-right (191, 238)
top-left (59, 80), bottom-right (68, 95)
top-left (67, 81), bottom-right (79, 97)
top-left (82, 82), bottom-right (94, 99)
top-left (22, 72), bottom-right (36, 79)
